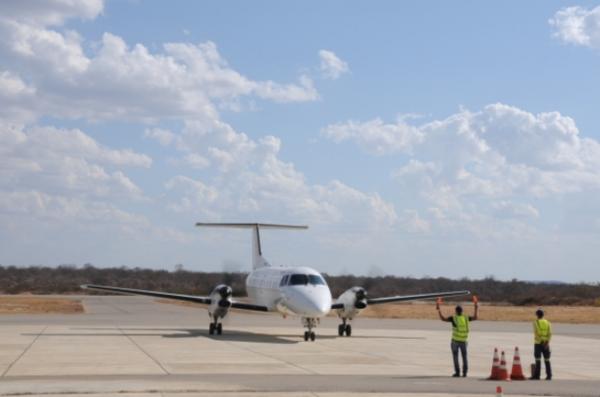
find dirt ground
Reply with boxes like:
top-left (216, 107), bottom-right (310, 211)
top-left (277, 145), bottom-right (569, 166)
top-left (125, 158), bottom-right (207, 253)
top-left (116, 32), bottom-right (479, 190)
top-left (0, 296), bottom-right (84, 314)
top-left (157, 299), bottom-right (600, 324)
top-left (361, 302), bottom-right (600, 324)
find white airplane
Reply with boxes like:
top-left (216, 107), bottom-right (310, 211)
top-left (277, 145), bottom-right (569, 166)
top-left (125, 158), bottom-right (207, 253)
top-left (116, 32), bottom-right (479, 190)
top-left (83, 223), bottom-right (469, 342)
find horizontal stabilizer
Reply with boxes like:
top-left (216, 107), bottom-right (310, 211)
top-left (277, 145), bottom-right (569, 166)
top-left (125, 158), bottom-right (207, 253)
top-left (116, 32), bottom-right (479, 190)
top-left (196, 222), bottom-right (308, 269)
top-left (195, 222), bottom-right (308, 230)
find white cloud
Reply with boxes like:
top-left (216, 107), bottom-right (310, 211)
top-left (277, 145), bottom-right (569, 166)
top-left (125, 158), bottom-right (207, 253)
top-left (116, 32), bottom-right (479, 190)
top-left (0, 122), bottom-right (150, 199)
top-left (164, 175), bottom-right (219, 213)
top-left (322, 118), bottom-right (424, 155)
top-left (492, 201), bottom-right (539, 219)
top-left (0, 0), bottom-right (104, 27)
top-left (158, 118), bottom-right (397, 230)
top-left (0, 16), bottom-right (319, 123)
top-left (0, 71), bottom-right (37, 122)
top-left (327, 104), bottom-right (600, 240)
top-left (144, 127), bottom-right (176, 146)
top-left (550, 5), bottom-right (600, 48)
top-left (319, 49), bottom-right (349, 80)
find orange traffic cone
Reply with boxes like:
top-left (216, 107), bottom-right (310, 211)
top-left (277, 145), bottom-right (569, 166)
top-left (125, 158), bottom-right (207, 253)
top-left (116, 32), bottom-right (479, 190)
top-left (488, 348), bottom-right (500, 380)
top-left (510, 346), bottom-right (526, 380)
top-left (496, 385), bottom-right (503, 397)
top-left (498, 350), bottom-right (510, 381)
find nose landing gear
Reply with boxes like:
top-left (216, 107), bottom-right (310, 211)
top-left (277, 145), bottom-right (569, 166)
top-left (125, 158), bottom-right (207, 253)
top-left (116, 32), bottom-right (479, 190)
top-left (209, 317), bottom-right (223, 335)
top-left (338, 318), bottom-right (352, 337)
top-left (302, 317), bottom-right (318, 342)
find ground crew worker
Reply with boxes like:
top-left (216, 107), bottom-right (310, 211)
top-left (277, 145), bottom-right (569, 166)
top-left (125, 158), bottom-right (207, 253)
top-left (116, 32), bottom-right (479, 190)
top-left (437, 300), bottom-right (478, 377)
top-left (531, 308), bottom-right (552, 380)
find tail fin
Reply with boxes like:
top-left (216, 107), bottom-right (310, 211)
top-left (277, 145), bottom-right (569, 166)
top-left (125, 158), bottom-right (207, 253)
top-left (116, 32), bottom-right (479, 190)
top-left (195, 223), bottom-right (308, 270)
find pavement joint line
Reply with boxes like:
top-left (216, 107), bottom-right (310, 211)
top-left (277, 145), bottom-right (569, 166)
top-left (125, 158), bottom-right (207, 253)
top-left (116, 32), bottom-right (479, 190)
top-left (1, 325), bottom-right (48, 378)
top-left (224, 338), bottom-right (319, 376)
top-left (102, 296), bottom-right (132, 314)
top-left (116, 325), bottom-right (170, 375)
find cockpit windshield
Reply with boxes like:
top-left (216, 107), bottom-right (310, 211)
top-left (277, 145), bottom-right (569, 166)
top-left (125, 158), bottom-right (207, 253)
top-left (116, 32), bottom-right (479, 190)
top-left (309, 275), bottom-right (325, 285)
top-left (289, 274), bottom-right (308, 285)
top-left (287, 274), bottom-right (326, 286)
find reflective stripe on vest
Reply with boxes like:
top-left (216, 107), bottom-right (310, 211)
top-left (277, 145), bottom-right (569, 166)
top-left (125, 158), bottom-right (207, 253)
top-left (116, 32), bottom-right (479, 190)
top-left (452, 315), bottom-right (469, 342)
top-left (535, 319), bottom-right (550, 343)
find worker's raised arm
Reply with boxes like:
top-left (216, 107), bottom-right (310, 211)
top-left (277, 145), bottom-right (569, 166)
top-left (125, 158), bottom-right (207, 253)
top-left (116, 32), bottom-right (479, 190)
top-left (436, 303), bottom-right (451, 322)
top-left (472, 301), bottom-right (479, 321)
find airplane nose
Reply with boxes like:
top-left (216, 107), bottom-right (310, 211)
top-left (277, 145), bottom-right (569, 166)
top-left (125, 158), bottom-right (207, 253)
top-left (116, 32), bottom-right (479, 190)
top-left (291, 289), bottom-right (331, 317)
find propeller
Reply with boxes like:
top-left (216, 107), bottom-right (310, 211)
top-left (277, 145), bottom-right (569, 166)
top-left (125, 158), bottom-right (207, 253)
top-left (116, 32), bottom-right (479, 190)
top-left (217, 285), bottom-right (233, 308)
top-left (354, 288), bottom-right (368, 309)
top-left (219, 285), bottom-right (232, 298)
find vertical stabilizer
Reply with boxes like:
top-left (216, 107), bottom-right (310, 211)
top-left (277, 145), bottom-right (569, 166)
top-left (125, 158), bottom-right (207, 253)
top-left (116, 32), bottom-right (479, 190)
top-left (252, 224), bottom-right (269, 269)
top-left (196, 223), bottom-right (308, 270)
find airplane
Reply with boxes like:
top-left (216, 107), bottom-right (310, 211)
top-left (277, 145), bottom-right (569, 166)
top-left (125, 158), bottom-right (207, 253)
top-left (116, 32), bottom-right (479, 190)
top-left (82, 223), bottom-right (470, 342)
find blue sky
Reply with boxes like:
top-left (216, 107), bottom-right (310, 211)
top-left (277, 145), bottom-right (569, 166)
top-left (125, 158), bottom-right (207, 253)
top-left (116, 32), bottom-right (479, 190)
top-left (2, 1), bottom-right (600, 282)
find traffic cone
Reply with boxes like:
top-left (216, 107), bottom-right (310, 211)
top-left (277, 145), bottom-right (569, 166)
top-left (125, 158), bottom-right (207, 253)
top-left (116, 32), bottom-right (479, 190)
top-left (487, 348), bottom-right (500, 380)
top-left (496, 385), bottom-right (503, 397)
top-left (510, 346), bottom-right (526, 380)
top-left (498, 350), bottom-right (509, 381)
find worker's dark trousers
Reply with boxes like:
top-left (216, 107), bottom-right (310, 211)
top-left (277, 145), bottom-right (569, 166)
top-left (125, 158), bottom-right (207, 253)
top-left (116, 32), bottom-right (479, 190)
top-left (451, 340), bottom-right (468, 375)
top-left (533, 343), bottom-right (552, 379)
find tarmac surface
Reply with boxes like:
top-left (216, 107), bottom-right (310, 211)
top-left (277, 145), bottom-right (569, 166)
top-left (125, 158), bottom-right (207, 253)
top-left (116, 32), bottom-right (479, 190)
top-left (1, 295), bottom-right (599, 397)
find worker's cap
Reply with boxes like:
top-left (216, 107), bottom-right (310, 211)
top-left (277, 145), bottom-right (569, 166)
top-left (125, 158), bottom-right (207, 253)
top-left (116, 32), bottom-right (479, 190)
top-left (536, 308), bottom-right (544, 317)
top-left (455, 305), bottom-right (463, 314)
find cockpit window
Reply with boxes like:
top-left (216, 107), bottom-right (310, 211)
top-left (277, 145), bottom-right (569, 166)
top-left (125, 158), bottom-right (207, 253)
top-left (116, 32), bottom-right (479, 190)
top-left (309, 275), bottom-right (326, 285)
top-left (288, 274), bottom-right (326, 286)
top-left (289, 274), bottom-right (309, 285)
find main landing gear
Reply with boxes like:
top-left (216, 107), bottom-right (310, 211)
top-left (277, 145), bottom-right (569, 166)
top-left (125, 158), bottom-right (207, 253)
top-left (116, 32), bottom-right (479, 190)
top-left (209, 317), bottom-right (223, 335)
top-left (302, 317), bottom-right (317, 342)
top-left (338, 318), bottom-right (352, 337)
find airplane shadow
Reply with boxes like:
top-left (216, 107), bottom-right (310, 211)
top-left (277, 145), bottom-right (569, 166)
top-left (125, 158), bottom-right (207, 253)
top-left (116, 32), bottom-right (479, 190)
top-left (23, 327), bottom-right (304, 344)
top-left (348, 335), bottom-right (426, 340)
top-left (23, 328), bottom-right (421, 344)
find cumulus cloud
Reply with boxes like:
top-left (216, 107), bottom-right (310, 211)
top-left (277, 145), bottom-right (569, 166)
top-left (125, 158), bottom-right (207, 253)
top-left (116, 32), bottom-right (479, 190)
top-left (328, 104), bottom-right (600, 239)
top-left (550, 5), bottom-right (600, 48)
top-left (144, 127), bottom-right (177, 147)
top-left (0, 18), bottom-right (319, 124)
top-left (319, 50), bottom-right (349, 80)
top-left (322, 118), bottom-right (424, 155)
top-left (157, 118), bottom-right (397, 230)
top-left (492, 201), bottom-right (539, 219)
top-left (0, 0), bottom-right (104, 27)
top-left (0, 122), bottom-right (150, 199)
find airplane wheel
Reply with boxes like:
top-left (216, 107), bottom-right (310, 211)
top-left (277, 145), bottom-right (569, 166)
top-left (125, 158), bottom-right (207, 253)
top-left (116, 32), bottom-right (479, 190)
top-left (310, 332), bottom-right (316, 341)
top-left (209, 323), bottom-right (215, 335)
top-left (345, 324), bottom-right (352, 337)
top-left (217, 323), bottom-right (223, 335)
top-left (304, 331), bottom-right (309, 341)
top-left (338, 324), bottom-right (344, 336)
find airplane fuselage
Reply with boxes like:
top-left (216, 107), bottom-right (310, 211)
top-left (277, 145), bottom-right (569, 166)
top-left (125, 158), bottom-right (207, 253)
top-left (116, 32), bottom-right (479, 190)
top-left (246, 266), bottom-right (332, 318)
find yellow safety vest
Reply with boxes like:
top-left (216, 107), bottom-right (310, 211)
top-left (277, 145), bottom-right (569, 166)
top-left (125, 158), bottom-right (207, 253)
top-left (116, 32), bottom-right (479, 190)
top-left (452, 315), bottom-right (469, 342)
top-left (534, 319), bottom-right (551, 344)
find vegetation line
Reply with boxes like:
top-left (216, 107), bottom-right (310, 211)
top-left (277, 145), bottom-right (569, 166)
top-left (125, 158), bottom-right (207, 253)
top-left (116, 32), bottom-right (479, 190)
top-left (1, 265), bottom-right (599, 306)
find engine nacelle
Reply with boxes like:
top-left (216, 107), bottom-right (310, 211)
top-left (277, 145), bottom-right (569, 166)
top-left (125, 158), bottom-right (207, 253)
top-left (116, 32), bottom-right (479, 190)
top-left (335, 286), bottom-right (368, 319)
top-left (208, 284), bottom-right (232, 319)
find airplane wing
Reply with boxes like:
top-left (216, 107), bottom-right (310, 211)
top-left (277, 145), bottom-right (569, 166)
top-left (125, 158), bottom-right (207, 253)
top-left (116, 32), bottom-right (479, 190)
top-left (81, 284), bottom-right (269, 312)
top-left (330, 289), bottom-right (470, 309)
top-left (367, 290), bottom-right (470, 305)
